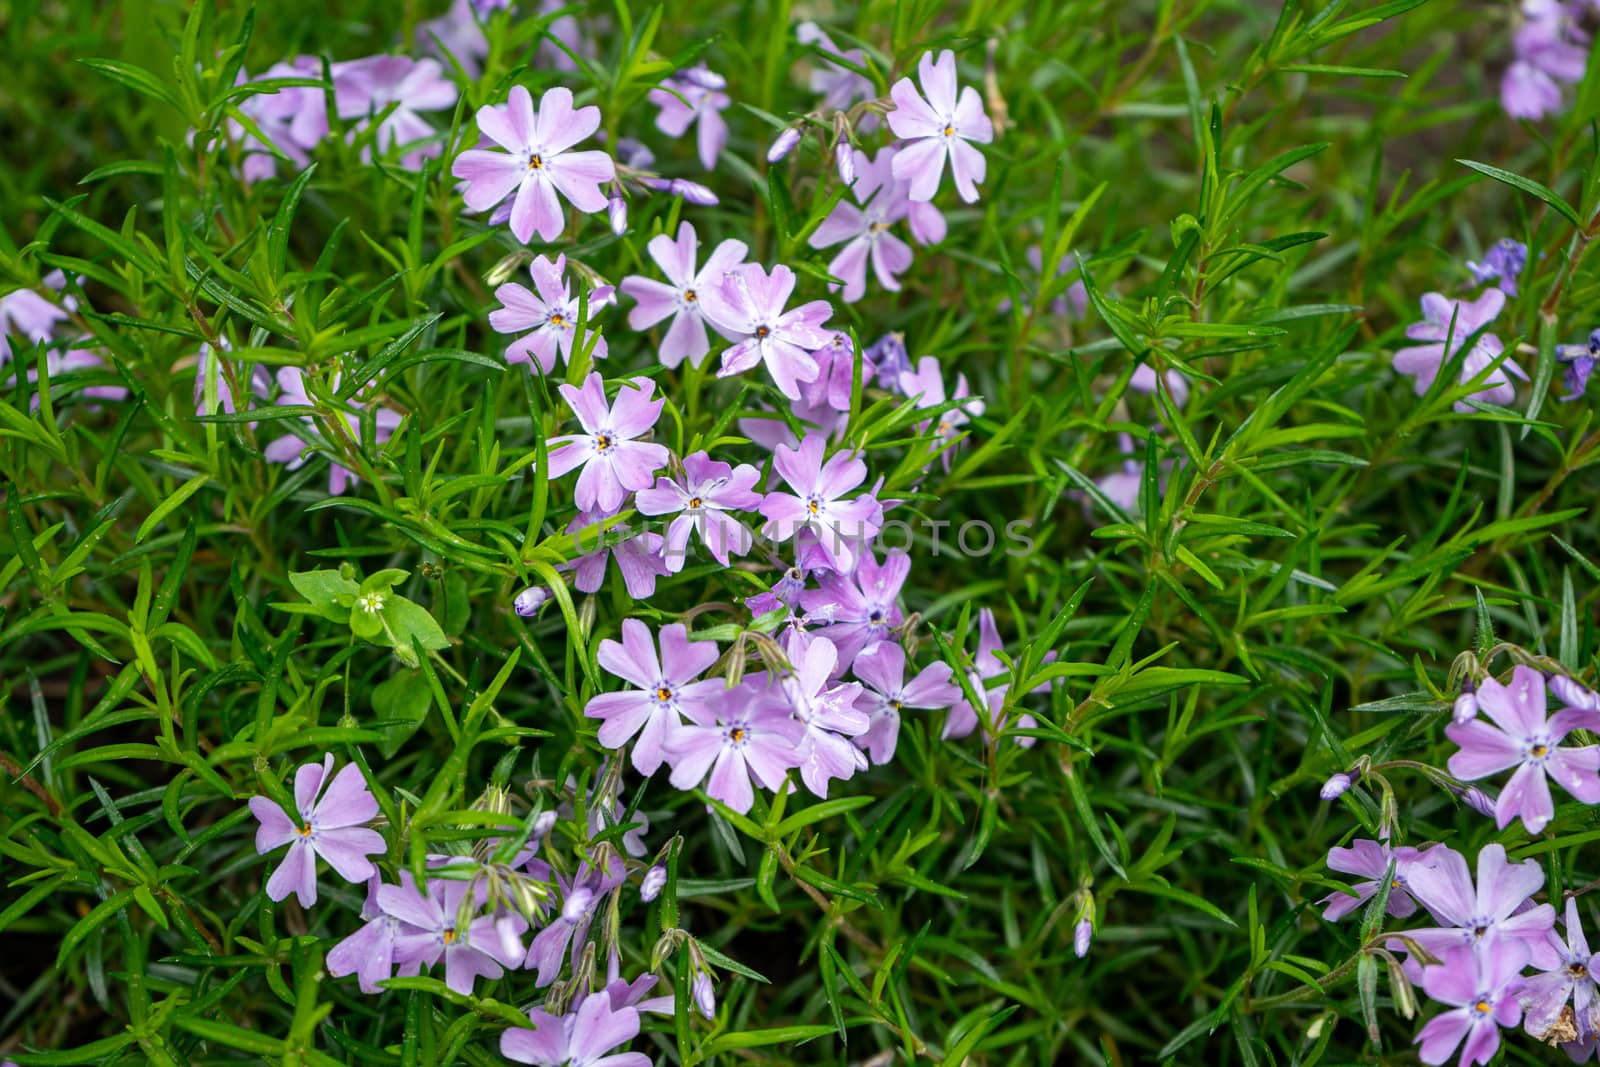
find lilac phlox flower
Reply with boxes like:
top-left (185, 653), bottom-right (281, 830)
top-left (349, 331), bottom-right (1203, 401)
top-left (532, 0), bottom-right (590, 72)
top-left (772, 631), bottom-right (868, 797)
top-left (1130, 363), bottom-right (1190, 408)
top-left (605, 967), bottom-right (674, 1015)
top-left (1029, 245), bottom-right (1089, 320)
top-left (565, 509), bottom-right (669, 599)
top-left (1392, 289), bottom-right (1525, 412)
top-left (452, 85), bottom-right (615, 244)
top-left (639, 176), bottom-right (719, 205)
top-left (941, 609), bottom-right (1038, 746)
top-left (417, 0), bottom-right (505, 78)
top-left (808, 147), bottom-right (931, 303)
top-left (1446, 664), bottom-right (1600, 834)
top-left (0, 273), bottom-right (72, 367)
top-left (636, 450), bottom-right (762, 568)
top-left (380, 869), bottom-right (526, 995)
top-left (249, 756), bottom-right (384, 908)
top-left (263, 367), bottom-right (402, 497)
top-left (757, 433), bottom-right (884, 572)
top-left (639, 865), bottom-right (667, 902)
top-left (1320, 772), bottom-right (1353, 800)
top-left (693, 973), bottom-right (716, 1018)
top-left (1318, 838), bottom-right (1425, 921)
top-left (899, 355), bottom-right (985, 468)
top-left (1467, 238), bottom-right (1529, 297)
top-left (1522, 897), bottom-right (1600, 1044)
top-left (887, 49), bottom-right (993, 203)
top-left (705, 263), bottom-right (835, 400)
top-left (548, 373), bottom-right (670, 513)
top-left (1502, 0), bottom-right (1592, 120)
top-left (500, 991), bottom-right (650, 1067)
top-left (1557, 329), bottom-right (1600, 401)
top-left (863, 332), bottom-right (912, 386)
top-left (665, 679), bottom-right (804, 813)
top-left (586, 619), bottom-right (724, 775)
top-left (1554, 676), bottom-right (1600, 713)
top-left (620, 222), bottom-right (749, 369)
top-left (490, 253), bottom-right (614, 374)
top-left (328, 876), bottom-right (411, 994)
top-left (523, 866), bottom-right (609, 986)
top-left (1414, 944), bottom-right (1529, 1067)
top-left (333, 56), bottom-right (457, 169)
top-left (851, 640), bottom-right (959, 764)
top-left (1398, 843), bottom-right (1559, 975)
top-left (233, 57), bottom-right (328, 183)
top-left (801, 331), bottom-right (870, 412)
top-left (796, 23), bottom-right (877, 129)
top-left (800, 548), bottom-right (909, 662)
top-left (22, 346), bottom-right (129, 412)
top-left (649, 65), bottom-right (730, 170)
top-left (194, 339), bottom-right (271, 417)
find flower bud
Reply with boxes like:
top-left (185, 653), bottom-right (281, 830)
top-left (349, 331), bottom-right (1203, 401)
top-left (1319, 772), bottom-right (1352, 800)
top-left (1456, 785), bottom-right (1497, 819)
top-left (836, 143), bottom-right (855, 185)
top-left (1453, 681), bottom-right (1478, 724)
top-left (533, 809), bottom-right (558, 837)
top-left (1552, 675), bottom-right (1600, 712)
top-left (767, 127), bottom-right (801, 163)
top-left (514, 586), bottom-right (548, 617)
top-left (608, 195), bottom-right (627, 235)
top-left (692, 972), bottom-right (715, 1018)
top-left (640, 865), bottom-right (667, 902)
top-left (1073, 918), bottom-right (1092, 958)
top-left (674, 179), bottom-right (718, 207)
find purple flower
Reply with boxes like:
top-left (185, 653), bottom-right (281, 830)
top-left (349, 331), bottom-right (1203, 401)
top-left (379, 869), bottom-right (526, 995)
top-left (248, 756), bottom-right (385, 908)
top-left (417, 0), bottom-right (501, 78)
top-left (800, 331), bottom-right (869, 413)
top-left (640, 865), bottom-right (667, 902)
top-left (887, 50), bottom-right (993, 203)
top-left (636, 450), bottom-right (762, 568)
top-left (1415, 945), bottom-right (1529, 1067)
top-left (327, 879), bottom-right (410, 994)
top-left (194, 339), bottom-right (271, 417)
top-left (1558, 329), bottom-right (1600, 400)
top-left (1554, 676), bottom-right (1600, 712)
top-left (705, 263), bottom-right (835, 400)
top-left (1455, 681), bottom-right (1480, 724)
top-left (757, 433), bottom-right (883, 572)
top-left (1466, 238), bottom-right (1529, 297)
top-left (230, 57), bottom-right (328, 183)
top-left (1012, 245), bottom-right (1089, 320)
top-left (522, 867), bottom-right (607, 985)
top-left (851, 641), bottom-right (959, 764)
top-left (809, 147), bottom-right (920, 303)
top-left (800, 549), bottom-right (909, 662)
top-left (899, 356), bottom-right (985, 468)
top-left (772, 631), bottom-right (867, 797)
top-left (864, 332), bottom-right (912, 384)
top-left (1318, 838), bottom-right (1425, 921)
top-left (767, 127), bottom-right (802, 162)
top-left (333, 56), bottom-right (456, 170)
top-left (586, 619), bottom-right (724, 775)
top-left (0, 277), bottom-right (70, 366)
top-left (501, 991), bottom-right (649, 1067)
top-left (665, 681), bottom-right (803, 813)
top-left (548, 374), bottom-right (670, 513)
top-left (620, 223), bottom-right (749, 369)
top-left (1392, 290), bottom-right (1526, 412)
top-left (1446, 664), bottom-right (1600, 833)
top-left (452, 85), bottom-right (616, 244)
top-left (566, 510), bottom-right (670, 599)
top-left (1502, 0), bottom-right (1591, 120)
top-left (25, 347), bottom-right (129, 411)
top-left (649, 66), bottom-right (730, 171)
top-left (1399, 842), bottom-right (1559, 972)
top-left (1523, 897), bottom-right (1600, 1044)
top-left (1074, 918), bottom-right (1093, 958)
top-left (693, 973), bottom-right (716, 1019)
top-left (263, 367), bottom-right (402, 497)
top-left (1129, 363), bottom-right (1190, 408)
top-left (797, 23), bottom-right (876, 126)
top-left (489, 254), bottom-right (614, 374)
top-left (941, 609), bottom-right (1039, 746)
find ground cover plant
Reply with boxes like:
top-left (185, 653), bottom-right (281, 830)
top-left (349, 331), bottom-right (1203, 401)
top-left (4, 0), bottom-right (1600, 1063)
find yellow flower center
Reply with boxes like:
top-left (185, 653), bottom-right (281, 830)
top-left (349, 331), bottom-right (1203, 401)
top-left (1531, 744), bottom-right (1549, 758)
top-left (689, 497), bottom-right (702, 509)
top-left (755, 325), bottom-right (770, 339)
top-left (595, 433), bottom-right (614, 453)
top-left (1473, 999), bottom-right (1491, 1014)
top-left (442, 929), bottom-right (457, 945)
top-left (683, 289), bottom-right (697, 303)
top-left (656, 686), bottom-right (672, 702)
top-left (729, 727), bottom-right (746, 744)
top-left (297, 822), bottom-right (313, 837)
top-left (942, 124), bottom-right (954, 137)
top-left (528, 154), bottom-right (544, 170)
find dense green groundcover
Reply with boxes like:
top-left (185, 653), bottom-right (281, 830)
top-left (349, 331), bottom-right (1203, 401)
top-left (4, 0), bottom-right (1600, 1063)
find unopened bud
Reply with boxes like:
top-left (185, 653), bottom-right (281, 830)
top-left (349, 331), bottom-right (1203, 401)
top-left (533, 809), bottom-right (558, 837)
top-left (1320, 772), bottom-right (1352, 800)
top-left (836, 143), bottom-right (855, 185)
top-left (514, 586), bottom-right (548, 617)
top-left (692, 972), bottom-right (715, 1018)
top-left (608, 195), bottom-right (627, 235)
top-left (1453, 682), bottom-right (1478, 724)
top-left (1455, 785), bottom-right (1497, 819)
top-left (640, 865), bottom-right (667, 902)
top-left (767, 127), bottom-right (802, 163)
top-left (486, 250), bottom-right (527, 287)
top-left (1073, 918), bottom-right (1092, 958)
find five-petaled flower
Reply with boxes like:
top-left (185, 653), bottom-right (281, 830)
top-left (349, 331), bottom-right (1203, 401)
top-left (490, 253), bottom-right (615, 373)
top-left (547, 374), bottom-right (670, 513)
top-left (887, 49), bottom-right (993, 203)
top-left (249, 756), bottom-right (386, 907)
top-left (619, 222), bottom-right (749, 369)
top-left (757, 433), bottom-right (883, 572)
top-left (586, 619), bottom-right (725, 775)
top-left (453, 85), bottom-right (616, 244)
top-left (705, 263), bottom-right (836, 400)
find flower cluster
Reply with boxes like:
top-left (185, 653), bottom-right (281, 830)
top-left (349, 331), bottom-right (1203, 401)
top-left (1501, 0), bottom-right (1595, 120)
